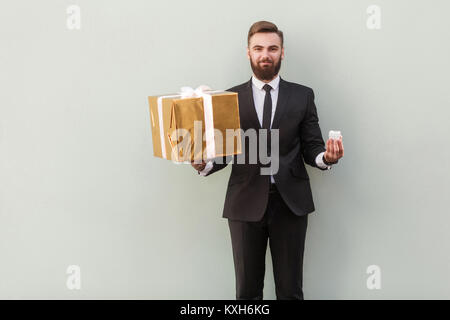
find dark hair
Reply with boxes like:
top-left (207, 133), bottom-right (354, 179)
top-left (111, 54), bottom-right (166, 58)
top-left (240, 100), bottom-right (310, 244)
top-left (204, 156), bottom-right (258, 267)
top-left (247, 21), bottom-right (284, 47)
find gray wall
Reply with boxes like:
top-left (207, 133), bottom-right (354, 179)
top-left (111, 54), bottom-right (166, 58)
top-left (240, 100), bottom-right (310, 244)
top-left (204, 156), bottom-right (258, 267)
top-left (0, 0), bottom-right (449, 299)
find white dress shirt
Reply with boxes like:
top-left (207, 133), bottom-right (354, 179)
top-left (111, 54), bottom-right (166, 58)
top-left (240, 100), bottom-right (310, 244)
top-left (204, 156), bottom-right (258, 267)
top-left (199, 74), bottom-right (331, 178)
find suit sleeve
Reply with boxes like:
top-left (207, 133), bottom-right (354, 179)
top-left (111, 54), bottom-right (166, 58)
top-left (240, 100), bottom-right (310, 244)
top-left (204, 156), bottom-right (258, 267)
top-left (300, 89), bottom-right (328, 170)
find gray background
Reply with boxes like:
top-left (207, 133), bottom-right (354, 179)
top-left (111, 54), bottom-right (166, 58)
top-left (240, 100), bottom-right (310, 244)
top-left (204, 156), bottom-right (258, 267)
top-left (0, 0), bottom-right (449, 299)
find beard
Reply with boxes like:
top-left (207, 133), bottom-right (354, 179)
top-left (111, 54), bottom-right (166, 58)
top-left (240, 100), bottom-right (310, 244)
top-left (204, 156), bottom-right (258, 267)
top-left (250, 56), bottom-right (282, 81)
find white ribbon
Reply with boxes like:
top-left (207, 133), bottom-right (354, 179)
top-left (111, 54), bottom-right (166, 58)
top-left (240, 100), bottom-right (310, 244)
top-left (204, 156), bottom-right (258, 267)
top-left (156, 93), bottom-right (180, 159)
top-left (179, 85), bottom-right (224, 160)
top-left (156, 85), bottom-right (223, 160)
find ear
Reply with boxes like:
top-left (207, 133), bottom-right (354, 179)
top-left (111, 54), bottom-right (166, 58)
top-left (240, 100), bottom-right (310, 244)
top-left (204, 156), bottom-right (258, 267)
top-left (281, 47), bottom-right (285, 60)
top-left (246, 47), bottom-right (250, 59)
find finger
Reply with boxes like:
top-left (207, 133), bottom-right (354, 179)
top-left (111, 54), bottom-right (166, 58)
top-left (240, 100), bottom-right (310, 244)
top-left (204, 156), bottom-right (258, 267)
top-left (328, 140), bottom-right (336, 161)
top-left (334, 140), bottom-right (340, 157)
top-left (192, 163), bottom-right (202, 170)
top-left (337, 140), bottom-right (344, 157)
top-left (325, 139), bottom-right (331, 155)
top-left (331, 140), bottom-right (337, 159)
top-left (326, 140), bottom-right (332, 158)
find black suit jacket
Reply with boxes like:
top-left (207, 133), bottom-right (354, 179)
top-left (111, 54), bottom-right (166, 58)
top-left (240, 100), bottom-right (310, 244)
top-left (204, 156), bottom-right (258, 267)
top-left (205, 77), bottom-right (328, 222)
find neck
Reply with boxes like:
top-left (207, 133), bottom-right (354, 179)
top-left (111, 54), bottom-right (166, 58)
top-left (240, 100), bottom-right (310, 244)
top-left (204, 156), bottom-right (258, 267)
top-left (254, 74), bottom-right (279, 83)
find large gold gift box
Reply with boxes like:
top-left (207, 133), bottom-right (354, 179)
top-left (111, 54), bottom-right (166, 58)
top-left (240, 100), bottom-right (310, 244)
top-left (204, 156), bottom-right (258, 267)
top-left (148, 90), bottom-right (242, 162)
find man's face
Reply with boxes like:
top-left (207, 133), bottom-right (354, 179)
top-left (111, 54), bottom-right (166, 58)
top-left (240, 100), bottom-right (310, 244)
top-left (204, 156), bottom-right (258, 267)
top-left (247, 32), bottom-right (284, 81)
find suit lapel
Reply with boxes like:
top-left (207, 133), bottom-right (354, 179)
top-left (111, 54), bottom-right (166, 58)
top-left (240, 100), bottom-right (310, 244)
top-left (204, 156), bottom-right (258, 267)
top-left (271, 77), bottom-right (290, 130)
top-left (240, 78), bottom-right (262, 130)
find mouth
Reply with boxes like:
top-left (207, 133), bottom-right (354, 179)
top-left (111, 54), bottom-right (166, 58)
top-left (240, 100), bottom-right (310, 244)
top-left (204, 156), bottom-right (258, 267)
top-left (260, 62), bottom-right (272, 67)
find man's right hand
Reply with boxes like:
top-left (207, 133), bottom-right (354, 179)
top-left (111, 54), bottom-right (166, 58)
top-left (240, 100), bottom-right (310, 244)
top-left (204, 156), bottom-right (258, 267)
top-left (191, 161), bottom-right (206, 171)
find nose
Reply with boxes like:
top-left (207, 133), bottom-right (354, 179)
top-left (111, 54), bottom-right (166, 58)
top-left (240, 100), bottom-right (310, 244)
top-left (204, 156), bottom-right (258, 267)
top-left (262, 48), bottom-right (270, 58)
top-left (260, 49), bottom-right (271, 61)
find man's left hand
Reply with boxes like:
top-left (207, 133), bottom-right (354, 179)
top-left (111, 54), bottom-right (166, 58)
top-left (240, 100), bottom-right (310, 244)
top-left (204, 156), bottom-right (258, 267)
top-left (324, 137), bottom-right (344, 164)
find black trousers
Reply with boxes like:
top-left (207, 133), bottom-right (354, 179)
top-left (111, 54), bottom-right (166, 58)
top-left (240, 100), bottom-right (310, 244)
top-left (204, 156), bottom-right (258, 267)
top-left (227, 184), bottom-right (309, 300)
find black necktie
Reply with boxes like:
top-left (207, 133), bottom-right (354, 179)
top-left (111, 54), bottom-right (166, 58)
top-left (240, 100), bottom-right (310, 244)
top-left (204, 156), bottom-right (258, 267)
top-left (262, 84), bottom-right (272, 129)
top-left (262, 84), bottom-right (272, 158)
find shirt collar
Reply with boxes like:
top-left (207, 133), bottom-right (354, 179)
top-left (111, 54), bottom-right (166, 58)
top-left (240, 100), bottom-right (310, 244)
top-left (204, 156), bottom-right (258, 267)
top-left (252, 74), bottom-right (280, 91)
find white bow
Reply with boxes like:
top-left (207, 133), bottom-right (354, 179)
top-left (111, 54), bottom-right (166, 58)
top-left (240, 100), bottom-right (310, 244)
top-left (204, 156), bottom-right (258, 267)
top-left (179, 85), bottom-right (213, 98)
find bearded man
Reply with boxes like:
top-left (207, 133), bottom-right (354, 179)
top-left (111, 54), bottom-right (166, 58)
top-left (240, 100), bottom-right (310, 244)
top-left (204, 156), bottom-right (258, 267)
top-left (192, 21), bottom-right (344, 300)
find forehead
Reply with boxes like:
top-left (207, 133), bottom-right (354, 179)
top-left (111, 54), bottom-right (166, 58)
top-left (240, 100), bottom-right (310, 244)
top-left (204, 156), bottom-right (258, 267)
top-left (249, 32), bottom-right (282, 48)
